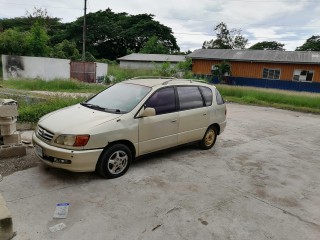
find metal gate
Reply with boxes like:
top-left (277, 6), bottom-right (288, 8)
top-left (70, 61), bottom-right (96, 83)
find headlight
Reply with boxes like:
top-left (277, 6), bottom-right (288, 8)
top-left (55, 135), bottom-right (90, 147)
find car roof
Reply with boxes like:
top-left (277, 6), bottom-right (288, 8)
top-left (123, 77), bottom-right (215, 88)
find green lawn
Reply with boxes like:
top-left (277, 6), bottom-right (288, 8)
top-left (216, 85), bottom-right (320, 114)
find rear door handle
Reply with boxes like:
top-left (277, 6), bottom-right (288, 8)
top-left (171, 119), bottom-right (177, 123)
top-left (203, 113), bottom-right (207, 116)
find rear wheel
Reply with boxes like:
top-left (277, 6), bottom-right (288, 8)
top-left (96, 144), bottom-right (132, 179)
top-left (199, 126), bottom-right (217, 150)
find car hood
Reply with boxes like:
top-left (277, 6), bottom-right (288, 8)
top-left (38, 104), bottom-right (121, 134)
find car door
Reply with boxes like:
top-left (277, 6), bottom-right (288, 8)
top-left (138, 87), bottom-right (179, 155)
top-left (177, 86), bottom-right (209, 145)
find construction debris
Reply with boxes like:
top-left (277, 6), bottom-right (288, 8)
top-left (0, 99), bottom-right (26, 158)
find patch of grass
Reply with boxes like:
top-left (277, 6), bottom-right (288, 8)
top-left (216, 85), bottom-right (320, 114)
top-left (107, 65), bottom-right (160, 82)
top-left (1, 78), bottom-right (107, 93)
top-left (0, 92), bottom-right (86, 123)
top-left (19, 97), bottom-right (86, 122)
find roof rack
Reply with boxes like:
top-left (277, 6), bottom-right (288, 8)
top-left (130, 76), bottom-right (176, 80)
top-left (192, 79), bottom-right (208, 84)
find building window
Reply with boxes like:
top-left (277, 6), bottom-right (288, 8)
top-left (262, 68), bottom-right (281, 80)
top-left (293, 69), bottom-right (314, 82)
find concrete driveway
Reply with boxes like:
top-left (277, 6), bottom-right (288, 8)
top-left (1, 103), bottom-right (320, 240)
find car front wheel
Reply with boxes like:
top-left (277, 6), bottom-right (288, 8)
top-left (96, 144), bottom-right (132, 179)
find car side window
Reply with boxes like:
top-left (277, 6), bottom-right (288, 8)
top-left (215, 89), bottom-right (225, 105)
top-left (199, 86), bottom-right (213, 106)
top-left (177, 86), bottom-right (204, 110)
top-left (144, 87), bottom-right (176, 115)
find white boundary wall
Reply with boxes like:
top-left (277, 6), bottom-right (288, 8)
top-left (2, 55), bottom-right (70, 81)
top-left (2, 55), bottom-right (108, 82)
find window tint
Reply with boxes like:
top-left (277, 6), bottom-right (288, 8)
top-left (177, 86), bottom-right (204, 110)
top-left (145, 87), bottom-right (176, 115)
top-left (199, 87), bottom-right (213, 106)
top-left (215, 89), bottom-right (225, 105)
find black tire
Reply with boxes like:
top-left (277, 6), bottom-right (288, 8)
top-left (96, 144), bottom-right (132, 179)
top-left (199, 126), bottom-right (217, 150)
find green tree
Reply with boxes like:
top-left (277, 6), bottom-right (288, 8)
top-left (0, 28), bottom-right (30, 55)
top-left (140, 36), bottom-right (170, 54)
top-left (212, 61), bottom-right (232, 83)
top-left (51, 40), bottom-right (81, 60)
top-left (203, 22), bottom-right (248, 49)
top-left (175, 57), bottom-right (192, 72)
top-left (296, 36), bottom-right (320, 51)
top-left (27, 21), bottom-right (51, 56)
top-left (249, 41), bottom-right (285, 50)
top-left (64, 9), bottom-right (179, 60)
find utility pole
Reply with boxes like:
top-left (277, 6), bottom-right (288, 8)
top-left (82, 0), bottom-right (87, 61)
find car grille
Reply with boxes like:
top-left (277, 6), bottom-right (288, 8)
top-left (37, 126), bottom-right (54, 142)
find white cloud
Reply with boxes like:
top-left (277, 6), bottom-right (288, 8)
top-left (0, 0), bottom-right (319, 52)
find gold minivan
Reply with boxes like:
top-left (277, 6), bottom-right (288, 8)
top-left (33, 78), bottom-right (227, 178)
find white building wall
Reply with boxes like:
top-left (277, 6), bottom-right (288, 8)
top-left (2, 55), bottom-right (70, 81)
top-left (96, 62), bottom-right (108, 80)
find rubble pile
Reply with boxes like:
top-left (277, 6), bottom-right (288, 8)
top-left (0, 99), bottom-right (26, 158)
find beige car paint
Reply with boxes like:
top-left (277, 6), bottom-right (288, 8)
top-left (33, 78), bottom-right (227, 173)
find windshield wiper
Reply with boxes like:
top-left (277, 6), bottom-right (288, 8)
top-left (80, 102), bottom-right (107, 111)
top-left (81, 103), bottom-right (125, 114)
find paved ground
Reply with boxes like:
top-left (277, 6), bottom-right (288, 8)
top-left (1, 103), bottom-right (320, 240)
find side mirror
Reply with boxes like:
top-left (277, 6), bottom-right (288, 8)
top-left (139, 107), bottom-right (156, 117)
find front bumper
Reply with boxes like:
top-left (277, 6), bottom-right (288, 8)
top-left (32, 133), bottom-right (103, 172)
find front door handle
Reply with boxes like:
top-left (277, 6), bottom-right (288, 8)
top-left (203, 113), bottom-right (207, 116)
top-left (171, 119), bottom-right (177, 123)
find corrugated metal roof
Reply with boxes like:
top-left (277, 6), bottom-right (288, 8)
top-left (188, 49), bottom-right (320, 64)
top-left (117, 53), bottom-right (186, 62)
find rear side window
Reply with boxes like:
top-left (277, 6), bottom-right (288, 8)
top-left (145, 87), bottom-right (176, 115)
top-left (199, 86), bottom-right (213, 106)
top-left (215, 89), bottom-right (225, 105)
top-left (177, 86), bottom-right (204, 110)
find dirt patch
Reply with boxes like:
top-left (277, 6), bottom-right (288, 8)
top-left (0, 147), bottom-right (40, 177)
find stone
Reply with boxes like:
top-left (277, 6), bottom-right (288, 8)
top-left (0, 124), bottom-right (16, 136)
top-left (0, 105), bottom-right (18, 117)
top-left (0, 144), bottom-right (26, 158)
top-left (0, 117), bottom-right (17, 126)
top-left (0, 194), bottom-right (14, 240)
top-left (3, 132), bottom-right (21, 145)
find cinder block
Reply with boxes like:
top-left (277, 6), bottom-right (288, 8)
top-left (0, 124), bottom-right (16, 136)
top-left (3, 132), bottom-right (21, 145)
top-left (0, 194), bottom-right (14, 240)
top-left (0, 144), bottom-right (26, 158)
top-left (0, 105), bottom-right (18, 117)
top-left (0, 117), bottom-right (17, 126)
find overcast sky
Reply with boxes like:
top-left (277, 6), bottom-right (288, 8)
top-left (0, 0), bottom-right (319, 52)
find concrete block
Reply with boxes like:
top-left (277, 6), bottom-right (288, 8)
top-left (0, 144), bottom-right (26, 158)
top-left (0, 105), bottom-right (18, 117)
top-left (0, 194), bottom-right (13, 240)
top-left (0, 124), bottom-right (16, 136)
top-left (0, 117), bottom-right (17, 126)
top-left (3, 132), bottom-right (21, 145)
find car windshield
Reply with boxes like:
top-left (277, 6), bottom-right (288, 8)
top-left (82, 83), bottom-right (151, 113)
